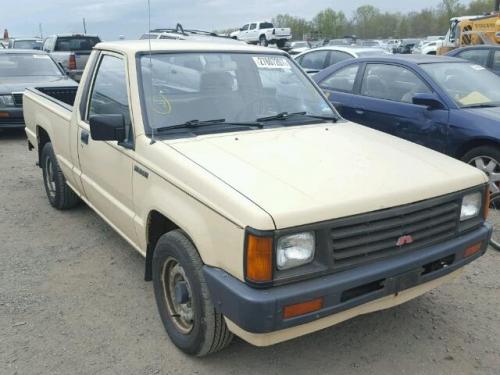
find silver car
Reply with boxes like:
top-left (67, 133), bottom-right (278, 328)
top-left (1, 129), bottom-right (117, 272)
top-left (294, 46), bottom-right (391, 74)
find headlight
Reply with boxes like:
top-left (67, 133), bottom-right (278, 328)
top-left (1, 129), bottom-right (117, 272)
top-left (277, 232), bottom-right (315, 270)
top-left (460, 192), bottom-right (482, 221)
top-left (0, 94), bottom-right (15, 107)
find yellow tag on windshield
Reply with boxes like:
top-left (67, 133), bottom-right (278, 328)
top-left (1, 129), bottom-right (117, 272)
top-left (458, 91), bottom-right (491, 106)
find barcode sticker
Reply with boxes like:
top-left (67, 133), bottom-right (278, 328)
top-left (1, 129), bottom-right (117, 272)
top-left (253, 56), bottom-right (291, 69)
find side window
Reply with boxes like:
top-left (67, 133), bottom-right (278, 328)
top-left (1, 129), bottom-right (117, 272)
top-left (329, 51), bottom-right (353, 66)
top-left (249, 23), bottom-right (257, 30)
top-left (457, 49), bottom-right (490, 66)
top-left (361, 64), bottom-right (431, 103)
top-left (241, 24), bottom-right (249, 31)
top-left (88, 55), bottom-right (133, 142)
top-left (300, 51), bottom-right (329, 70)
top-left (320, 64), bottom-right (360, 93)
top-left (492, 50), bottom-right (500, 71)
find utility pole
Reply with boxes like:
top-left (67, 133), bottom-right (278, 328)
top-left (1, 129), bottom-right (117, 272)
top-left (83, 18), bottom-right (87, 34)
top-left (39, 23), bottom-right (43, 39)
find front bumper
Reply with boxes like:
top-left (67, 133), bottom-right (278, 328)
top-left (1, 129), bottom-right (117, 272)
top-left (0, 107), bottom-right (24, 128)
top-left (204, 223), bottom-right (491, 335)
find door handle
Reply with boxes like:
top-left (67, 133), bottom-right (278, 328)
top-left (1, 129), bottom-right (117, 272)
top-left (80, 130), bottom-right (89, 145)
top-left (355, 109), bottom-right (365, 115)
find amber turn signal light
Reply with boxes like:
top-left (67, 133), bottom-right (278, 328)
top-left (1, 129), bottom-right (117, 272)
top-left (464, 242), bottom-right (482, 258)
top-left (245, 234), bottom-right (273, 283)
top-left (283, 298), bottom-right (324, 319)
top-left (0, 112), bottom-right (10, 118)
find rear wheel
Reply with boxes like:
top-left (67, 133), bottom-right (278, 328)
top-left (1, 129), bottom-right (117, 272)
top-left (41, 142), bottom-right (79, 210)
top-left (276, 39), bottom-right (286, 48)
top-left (462, 146), bottom-right (500, 194)
top-left (152, 230), bottom-right (233, 356)
top-left (259, 35), bottom-right (268, 46)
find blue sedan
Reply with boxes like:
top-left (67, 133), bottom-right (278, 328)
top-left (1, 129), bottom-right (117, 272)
top-left (313, 55), bottom-right (500, 192)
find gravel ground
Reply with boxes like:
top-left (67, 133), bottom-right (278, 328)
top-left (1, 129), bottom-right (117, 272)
top-left (1, 128), bottom-right (499, 375)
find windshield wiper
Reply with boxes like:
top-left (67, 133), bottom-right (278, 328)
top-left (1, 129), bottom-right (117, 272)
top-left (257, 111), bottom-right (338, 123)
top-left (462, 103), bottom-right (499, 109)
top-left (156, 119), bottom-right (263, 132)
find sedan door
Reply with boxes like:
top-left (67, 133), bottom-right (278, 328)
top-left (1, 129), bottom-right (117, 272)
top-left (317, 63), bottom-right (361, 118)
top-left (348, 63), bottom-right (449, 152)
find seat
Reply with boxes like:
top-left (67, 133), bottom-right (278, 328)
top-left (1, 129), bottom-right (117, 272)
top-left (198, 71), bottom-right (242, 120)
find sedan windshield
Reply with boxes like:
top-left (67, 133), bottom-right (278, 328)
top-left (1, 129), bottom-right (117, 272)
top-left (422, 62), bottom-right (500, 108)
top-left (140, 52), bottom-right (336, 132)
top-left (0, 54), bottom-right (62, 76)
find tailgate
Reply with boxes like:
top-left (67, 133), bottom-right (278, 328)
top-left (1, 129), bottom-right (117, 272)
top-left (74, 52), bottom-right (91, 70)
top-left (273, 28), bottom-right (291, 37)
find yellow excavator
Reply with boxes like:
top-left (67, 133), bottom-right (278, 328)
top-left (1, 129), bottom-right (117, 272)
top-left (437, 0), bottom-right (500, 54)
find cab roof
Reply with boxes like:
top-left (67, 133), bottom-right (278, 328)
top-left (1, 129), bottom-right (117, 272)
top-left (95, 39), bottom-right (286, 56)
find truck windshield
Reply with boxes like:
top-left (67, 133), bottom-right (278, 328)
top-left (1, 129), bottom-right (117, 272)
top-left (54, 36), bottom-right (100, 52)
top-left (0, 54), bottom-right (62, 77)
top-left (139, 52), bottom-right (336, 132)
top-left (422, 62), bottom-right (500, 108)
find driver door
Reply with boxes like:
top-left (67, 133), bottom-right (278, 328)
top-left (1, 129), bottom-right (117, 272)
top-left (76, 52), bottom-right (138, 246)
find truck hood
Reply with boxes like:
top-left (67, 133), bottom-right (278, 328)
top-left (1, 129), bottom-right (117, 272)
top-left (168, 123), bottom-right (487, 229)
top-left (0, 76), bottom-right (77, 94)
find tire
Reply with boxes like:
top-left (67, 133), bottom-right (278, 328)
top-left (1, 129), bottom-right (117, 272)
top-left (488, 192), bottom-right (500, 251)
top-left (462, 145), bottom-right (500, 194)
top-left (152, 230), bottom-right (233, 356)
top-left (41, 142), bottom-right (79, 210)
top-left (276, 39), bottom-right (286, 48)
top-left (259, 35), bottom-right (268, 47)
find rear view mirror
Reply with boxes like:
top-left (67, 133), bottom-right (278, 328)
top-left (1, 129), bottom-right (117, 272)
top-left (412, 93), bottom-right (445, 110)
top-left (89, 114), bottom-right (126, 142)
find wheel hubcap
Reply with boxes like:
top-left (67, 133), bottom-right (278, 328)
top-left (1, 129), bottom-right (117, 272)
top-left (469, 156), bottom-right (500, 193)
top-left (162, 257), bottom-right (194, 334)
top-left (44, 157), bottom-right (56, 199)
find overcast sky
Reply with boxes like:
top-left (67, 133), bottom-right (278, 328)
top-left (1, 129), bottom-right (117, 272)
top-left (0, 0), bottom-right (478, 40)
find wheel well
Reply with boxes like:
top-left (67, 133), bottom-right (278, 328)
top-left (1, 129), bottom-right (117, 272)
top-left (260, 34), bottom-right (266, 39)
top-left (37, 126), bottom-right (50, 167)
top-left (144, 210), bottom-right (179, 281)
top-left (455, 139), bottom-right (500, 160)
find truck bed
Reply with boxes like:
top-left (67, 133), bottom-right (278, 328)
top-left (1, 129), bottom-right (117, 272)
top-left (32, 86), bottom-right (78, 108)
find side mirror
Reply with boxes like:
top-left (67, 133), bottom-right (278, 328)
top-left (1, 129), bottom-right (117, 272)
top-left (412, 93), bottom-right (445, 110)
top-left (89, 114), bottom-right (126, 142)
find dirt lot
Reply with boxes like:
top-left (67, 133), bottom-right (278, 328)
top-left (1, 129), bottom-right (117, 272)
top-left (1, 128), bottom-right (499, 375)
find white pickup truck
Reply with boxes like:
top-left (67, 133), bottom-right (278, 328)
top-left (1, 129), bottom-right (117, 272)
top-left (230, 21), bottom-right (291, 47)
top-left (24, 39), bottom-right (491, 356)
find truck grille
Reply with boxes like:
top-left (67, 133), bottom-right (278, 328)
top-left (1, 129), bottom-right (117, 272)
top-left (330, 198), bottom-right (460, 269)
top-left (12, 93), bottom-right (23, 107)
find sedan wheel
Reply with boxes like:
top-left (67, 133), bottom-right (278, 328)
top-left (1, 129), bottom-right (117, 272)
top-left (468, 155), bottom-right (500, 193)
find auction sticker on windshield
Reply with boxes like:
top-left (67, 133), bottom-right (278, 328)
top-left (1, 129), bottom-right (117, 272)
top-left (253, 56), bottom-right (291, 69)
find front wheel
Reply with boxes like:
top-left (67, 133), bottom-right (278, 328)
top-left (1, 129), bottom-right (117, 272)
top-left (152, 230), bottom-right (233, 356)
top-left (488, 192), bottom-right (500, 251)
top-left (259, 35), bottom-right (268, 46)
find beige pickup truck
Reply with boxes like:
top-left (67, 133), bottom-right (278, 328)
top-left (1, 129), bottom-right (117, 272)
top-left (24, 40), bottom-right (491, 356)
